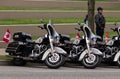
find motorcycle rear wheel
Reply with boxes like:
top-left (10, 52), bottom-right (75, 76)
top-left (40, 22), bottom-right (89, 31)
top-left (12, 58), bottom-right (27, 66)
top-left (117, 56), bottom-right (120, 68)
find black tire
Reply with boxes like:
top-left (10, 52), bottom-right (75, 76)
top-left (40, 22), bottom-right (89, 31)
top-left (117, 56), bottom-right (120, 68)
top-left (45, 53), bottom-right (65, 69)
top-left (82, 53), bottom-right (102, 69)
top-left (12, 58), bottom-right (27, 66)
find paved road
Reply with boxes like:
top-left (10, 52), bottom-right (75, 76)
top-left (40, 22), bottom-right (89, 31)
top-left (0, 0), bottom-right (119, 20)
top-left (0, 0), bottom-right (119, 8)
top-left (0, 11), bottom-right (120, 19)
top-left (0, 65), bottom-right (119, 79)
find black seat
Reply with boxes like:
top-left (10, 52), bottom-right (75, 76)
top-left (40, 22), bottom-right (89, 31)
top-left (97, 41), bottom-right (106, 45)
top-left (26, 39), bottom-right (35, 44)
top-left (64, 40), bottom-right (73, 45)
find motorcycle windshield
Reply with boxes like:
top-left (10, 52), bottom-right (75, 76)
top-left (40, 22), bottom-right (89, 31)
top-left (118, 27), bottom-right (120, 35)
top-left (84, 26), bottom-right (91, 39)
top-left (83, 25), bottom-right (101, 40)
top-left (47, 24), bottom-right (59, 43)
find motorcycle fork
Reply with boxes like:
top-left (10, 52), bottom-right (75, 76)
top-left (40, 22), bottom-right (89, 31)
top-left (49, 36), bottom-right (55, 54)
top-left (86, 38), bottom-right (91, 56)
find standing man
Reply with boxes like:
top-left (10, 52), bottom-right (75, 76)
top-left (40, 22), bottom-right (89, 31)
top-left (95, 7), bottom-right (106, 40)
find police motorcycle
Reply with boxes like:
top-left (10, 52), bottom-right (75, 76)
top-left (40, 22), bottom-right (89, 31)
top-left (6, 20), bottom-right (68, 68)
top-left (81, 23), bottom-right (120, 68)
top-left (59, 22), bottom-right (103, 69)
top-left (93, 23), bottom-right (120, 67)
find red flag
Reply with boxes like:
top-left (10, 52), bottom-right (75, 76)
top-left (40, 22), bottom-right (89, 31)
top-left (76, 33), bottom-right (80, 39)
top-left (2, 29), bottom-right (11, 43)
top-left (105, 32), bottom-right (109, 43)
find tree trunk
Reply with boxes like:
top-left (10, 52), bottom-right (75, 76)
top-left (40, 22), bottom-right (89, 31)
top-left (88, 0), bottom-right (95, 32)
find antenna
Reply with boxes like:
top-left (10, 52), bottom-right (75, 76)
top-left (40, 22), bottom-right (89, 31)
top-left (49, 19), bottom-right (52, 24)
top-left (40, 19), bottom-right (44, 23)
top-left (114, 22), bottom-right (117, 26)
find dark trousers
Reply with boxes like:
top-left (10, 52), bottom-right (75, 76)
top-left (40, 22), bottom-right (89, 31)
top-left (96, 29), bottom-right (104, 40)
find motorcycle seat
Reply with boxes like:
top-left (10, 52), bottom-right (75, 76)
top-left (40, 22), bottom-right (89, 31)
top-left (97, 41), bottom-right (106, 45)
top-left (26, 39), bottom-right (35, 44)
top-left (64, 40), bottom-right (73, 45)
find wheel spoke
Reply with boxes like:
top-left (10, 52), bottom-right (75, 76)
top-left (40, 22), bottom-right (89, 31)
top-left (48, 53), bottom-right (60, 63)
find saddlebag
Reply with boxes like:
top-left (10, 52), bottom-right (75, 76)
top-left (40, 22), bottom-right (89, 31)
top-left (6, 41), bottom-right (25, 54)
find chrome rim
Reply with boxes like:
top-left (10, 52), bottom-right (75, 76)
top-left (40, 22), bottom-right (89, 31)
top-left (48, 53), bottom-right (60, 63)
top-left (118, 57), bottom-right (120, 65)
top-left (85, 54), bottom-right (96, 64)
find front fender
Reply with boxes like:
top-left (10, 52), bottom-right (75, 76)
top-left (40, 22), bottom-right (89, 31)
top-left (79, 48), bottom-right (103, 61)
top-left (54, 47), bottom-right (67, 55)
top-left (90, 48), bottom-right (103, 55)
top-left (42, 47), bottom-right (67, 60)
top-left (114, 51), bottom-right (120, 62)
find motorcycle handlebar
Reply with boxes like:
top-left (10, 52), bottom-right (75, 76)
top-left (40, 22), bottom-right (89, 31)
top-left (111, 28), bottom-right (115, 31)
top-left (111, 28), bottom-right (118, 32)
top-left (75, 28), bottom-right (81, 31)
top-left (38, 26), bottom-right (44, 29)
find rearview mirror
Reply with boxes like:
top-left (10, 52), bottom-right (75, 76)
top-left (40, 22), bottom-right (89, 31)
top-left (40, 19), bottom-right (44, 23)
top-left (114, 22), bottom-right (117, 26)
top-left (38, 26), bottom-right (44, 29)
top-left (78, 21), bottom-right (81, 25)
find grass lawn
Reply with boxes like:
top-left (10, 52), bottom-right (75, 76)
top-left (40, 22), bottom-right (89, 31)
top-left (0, 7), bottom-right (85, 11)
top-left (0, 18), bottom-right (84, 25)
top-left (0, 17), bottom-right (120, 25)
top-left (0, 55), bottom-right (12, 60)
top-left (0, 7), bottom-right (120, 11)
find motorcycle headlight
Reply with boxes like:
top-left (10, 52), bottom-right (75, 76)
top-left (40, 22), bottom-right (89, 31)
top-left (91, 38), bottom-right (97, 45)
top-left (50, 38), bottom-right (54, 43)
top-left (86, 39), bottom-right (90, 44)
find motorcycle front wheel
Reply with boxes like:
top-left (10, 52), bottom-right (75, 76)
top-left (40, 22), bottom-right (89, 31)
top-left (117, 56), bottom-right (120, 68)
top-left (82, 53), bottom-right (102, 69)
top-left (45, 53), bottom-right (65, 69)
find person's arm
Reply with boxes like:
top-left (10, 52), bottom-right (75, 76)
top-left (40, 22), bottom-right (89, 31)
top-left (95, 14), bottom-right (101, 28)
top-left (102, 16), bottom-right (106, 28)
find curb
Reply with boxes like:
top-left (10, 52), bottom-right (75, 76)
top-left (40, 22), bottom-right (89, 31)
top-left (0, 60), bottom-right (11, 66)
top-left (0, 60), bottom-right (46, 66)
top-left (0, 60), bottom-right (117, 68)
top-left (0, 60), bottom-right (83, 67)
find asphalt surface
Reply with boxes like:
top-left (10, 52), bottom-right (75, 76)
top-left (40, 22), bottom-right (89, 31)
top-left (0, 0), bottom-right (119, 20)
top-left (0, 65), bottom-right (119, 79)
top-left (0, 0), bottom-right (119, 8)
top-left (0, 11), bottom-right (120, 19)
